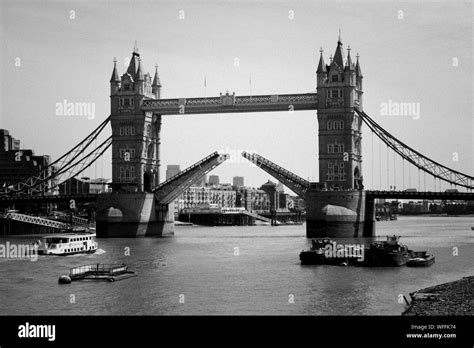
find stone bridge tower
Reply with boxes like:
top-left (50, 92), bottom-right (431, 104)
top-left (109, 46), bottom-right (162, 193)
top-left (316, 34), bottom-right (364, 190)
top-left (97, 46), bottom-right (171, 238)
top-left (306, 34), bottom-right (373, 239)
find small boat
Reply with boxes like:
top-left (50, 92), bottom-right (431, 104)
top-left (362, 235), bottom-right (411, 267)
top-left (37, 232), bottom-right (98, 255)
top-left (59, 263), bottom-right (136, 283)
top-left (300, 238), bottom-right (365, 266)
top-left (299, 238), bottom-right (332, 265)
top-left (407, 251), bottom-right (435, 267)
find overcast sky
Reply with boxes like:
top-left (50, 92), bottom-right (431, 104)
top-left (1, 0), bottom-right (472, 192)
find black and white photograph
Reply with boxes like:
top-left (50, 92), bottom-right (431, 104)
top-left (0, 0), bottom-right (473, 345)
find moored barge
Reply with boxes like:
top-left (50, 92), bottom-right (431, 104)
top-left (59, 263), bottom-right (136, 284)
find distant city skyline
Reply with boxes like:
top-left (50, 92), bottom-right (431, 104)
top-left (1, 1), bottom-right (472, 193)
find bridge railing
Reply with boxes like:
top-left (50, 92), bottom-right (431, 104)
top-left (3, 213), bottom-right (70, 230)
top-left (366, 190), bottom-right (474, 200)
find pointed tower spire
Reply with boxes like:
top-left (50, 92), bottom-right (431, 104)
top-left (316, 47), bottom-right (327, 74)
top-left (110, 57), bottom-right (120, 82)
top-left (126, 42), bottom-right (140, 77)
top-left (333, 31), bottom-right (344, 67)
top-left (152, 63), bottom-right (162, 99)
top-left (136, 58), bottom-right (144, 81)
top-left (152, 64), bottom-right (161, 87)
top-left (346, 45), bottom-right (353, 70)
top-left (355, 53), bottom-right (363, 77)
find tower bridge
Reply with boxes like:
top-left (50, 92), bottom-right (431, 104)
top-left (1, 34), bottom-right (473, 238)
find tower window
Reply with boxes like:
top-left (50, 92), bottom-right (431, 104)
top-left (331, 75), bottom-right (339, 82)
top-left (328, 144), bottom-right (334, 153)
top-left (331, 90), bottom-right (339, 98)
top-left (124, 84), bottom-right (131, 91)
top-left (327, 121), bottom-right (332, 130)
top-left (120, 97), bottom-right (134, 108)
top-left (125, 127), bottom-right (130, 136)
top-left (119, 127), bottom-right (124, 136)
top-left (131, 127), bottom-right (135, 135)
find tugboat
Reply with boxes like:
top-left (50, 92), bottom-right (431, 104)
top-left (407, 251), bottom-right (435, 267)
top-left (299, 238), bottom-right (332, 265)
top-left (363, 235), bottom-right (411, 267)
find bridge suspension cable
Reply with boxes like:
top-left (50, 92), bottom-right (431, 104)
top-left (0, 117), bottom-right (111, 196)
top-left (355, 108), bottom-right (474, 190)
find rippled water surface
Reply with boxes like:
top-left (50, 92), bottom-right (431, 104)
top-left (1, 216), bottom-right (472, 315)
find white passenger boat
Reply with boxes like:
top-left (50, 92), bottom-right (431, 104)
top-left (37, 233), bottom-right (98, 255)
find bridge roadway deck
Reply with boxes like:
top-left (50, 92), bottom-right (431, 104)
top-left (366, 190), bottom-right (474, 200)
top-left (1, 190), bottom-right (473, 205)
top-left (0, 194), bottom-right (99, 204)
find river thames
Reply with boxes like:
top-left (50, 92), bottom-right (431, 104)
top-left (0, 216), bottom-right (472, 315)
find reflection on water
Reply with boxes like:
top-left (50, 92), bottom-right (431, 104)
top-left (0, 216), bottom-right (472, 315)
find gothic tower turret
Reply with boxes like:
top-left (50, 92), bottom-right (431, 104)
top-left (316, 48), bottom-right (327, 86)
top-left (355, 53), bottom-right (363, 108)
top-left (316, 35), bottom-right (364, 190)
top-left (152, 65), bottom-right (162, 99)
top-left (110, 58), bottom-right (121, 95)
top-left (109, 45), bottom-right (162, 193)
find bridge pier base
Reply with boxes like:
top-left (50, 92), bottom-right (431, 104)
top-left (306, 189), bottom-right (375, 238)
top-left (95, 193), bottom-right (174, 237)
